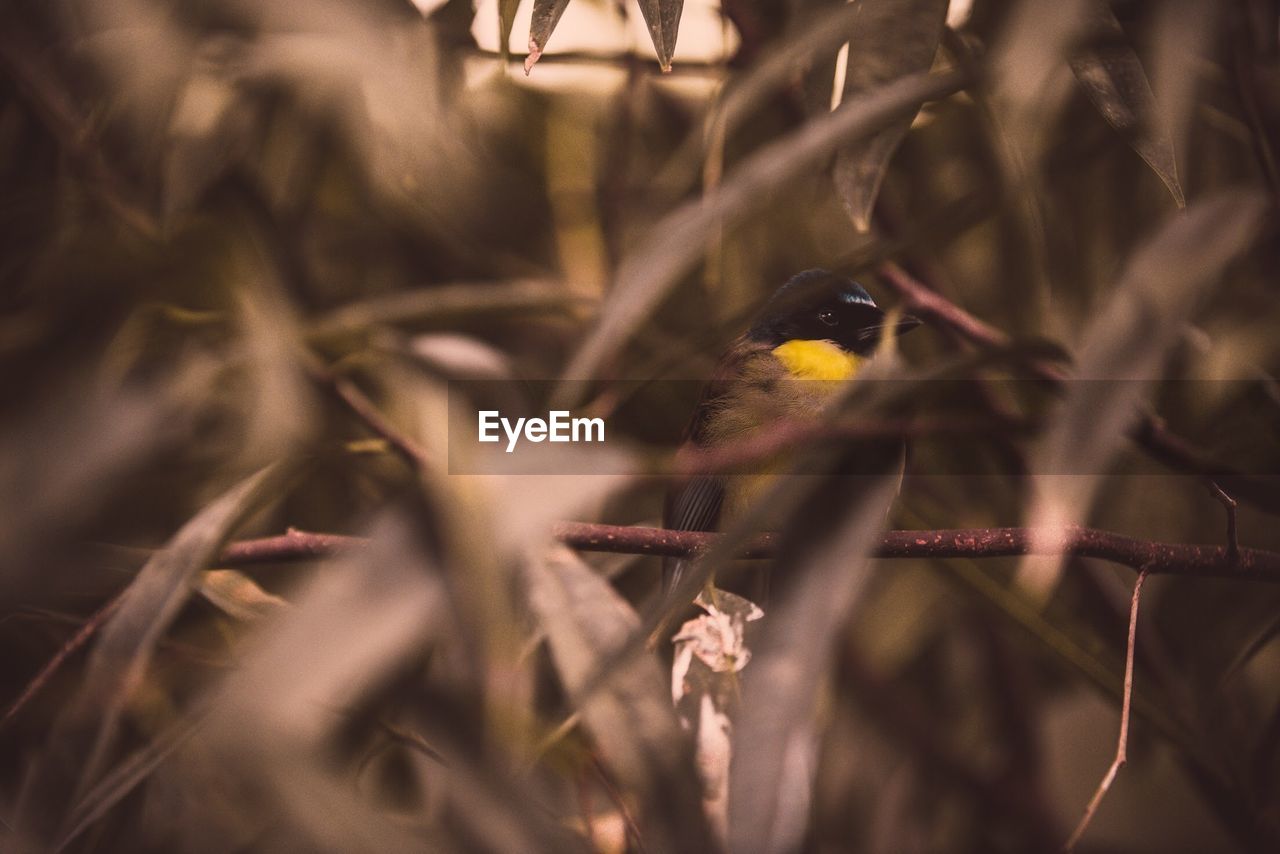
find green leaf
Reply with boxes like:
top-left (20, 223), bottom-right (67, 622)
top-left (833, 0), bottom-right (949, 231)
top-left (524, 0), bottom-right (572, 74)
top-left (637, 0), bottom-right (685, 73)
top-left (1069, 1), bottom-right (1185, 208)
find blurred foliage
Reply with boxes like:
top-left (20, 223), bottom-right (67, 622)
top-left (1, 0), bottom-right (1279, 851)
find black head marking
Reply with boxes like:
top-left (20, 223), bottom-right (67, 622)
top-left (747, 269), bottom-right (918, 356)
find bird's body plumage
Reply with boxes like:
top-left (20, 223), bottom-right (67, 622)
top-left (662, 269), bottom-right (919, 596)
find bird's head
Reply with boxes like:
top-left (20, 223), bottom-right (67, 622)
top-left (747, 269), bottom-right (921, 357)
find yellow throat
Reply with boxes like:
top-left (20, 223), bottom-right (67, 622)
top-left (771, 339), bottom-right (863, 381)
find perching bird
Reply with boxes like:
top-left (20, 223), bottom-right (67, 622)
top-left (662, 269), bottom-right (921, 598)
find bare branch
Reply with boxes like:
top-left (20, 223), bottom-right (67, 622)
top-left (1207, 481), bottom-right (1240, 563)
top-left (0, 592), bottom-right (126, 731)
top-left (206, 524), bottom-right (1280, 583)
top-left (9, 524), bottom-right (1275, 744)
top-left (219, 529), bottom-right (364, 564)
top-left (551, 523), bottom-right (1280, 582)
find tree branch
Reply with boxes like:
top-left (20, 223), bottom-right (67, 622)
top-left (219, 528), bottom-right (365, 564)
top-left (7, 524), bottom-right (1276, 736)
top-left (211, 523), bottom-right (1280, 583)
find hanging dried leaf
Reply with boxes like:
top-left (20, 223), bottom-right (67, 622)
top-left (833, 0), bottom-right (949, 232)
top-left (200, 569), bottom-right (289, 621)
top-left (1069, 2), bottom-right (1185, 208)
top-left (525, 0), bottom-right (572, 74)
top-left (637, 0), bottom-right (685, 73)
top-left (672, 589), bottom-right (764, 842)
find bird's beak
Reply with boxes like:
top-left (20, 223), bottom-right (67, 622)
top-left (896, 314), bottom-right (923, 335)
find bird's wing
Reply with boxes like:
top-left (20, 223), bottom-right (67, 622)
top-left (662, 473), bottom-right (724, 594)
top-left (661, 340), bottom-right (760, 594)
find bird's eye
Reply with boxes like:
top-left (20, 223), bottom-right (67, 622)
top-left (818, 308), bottom-right (838, 326)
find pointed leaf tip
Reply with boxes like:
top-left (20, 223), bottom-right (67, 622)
top-left (831, 0), bottom-right (949, 233)
top-left (524, 39), bottom-right (542, 75)
top-left (1070, 2), bottom-right (1184, 209)
top-left (528, 0), bottom-right (571, 74)
top-left (637, 0), bottom-right (684, 73)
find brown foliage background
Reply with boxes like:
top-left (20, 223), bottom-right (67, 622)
top-left (1, 0), bottom-right (1279, 851)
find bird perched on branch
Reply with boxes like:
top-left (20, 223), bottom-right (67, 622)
top-left (662, 269), bottom-right (921, 599)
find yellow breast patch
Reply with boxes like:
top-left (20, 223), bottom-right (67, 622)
top-left (771, 339), bottom-right (863, 381)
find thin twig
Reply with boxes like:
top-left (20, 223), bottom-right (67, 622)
top-left (530, 711), bottom-right (582, 766)
top-left (0, 590), bottom-right (126, 731)
top-left (303, 359), bottom-right (431, 471)
top-left (1207, 481), bottom-right (1240, 563)
top-left (576, 769), bottom-right (597, 851)
top-left (219, 528), bottom-right (364, 564)
top-left (0, 28), bottom-right (160, 238)
top-left (879, 261), bottom-right (1039, 368)
top-left (590, 753), bottom-right (645, 853)
top-left (1063, 568), bottom-right (1149, 851)
top-left (1232, 49), bottom-right (1280, 206)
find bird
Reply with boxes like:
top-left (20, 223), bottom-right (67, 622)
top-left (662, 268), bottom-right (921, 599)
